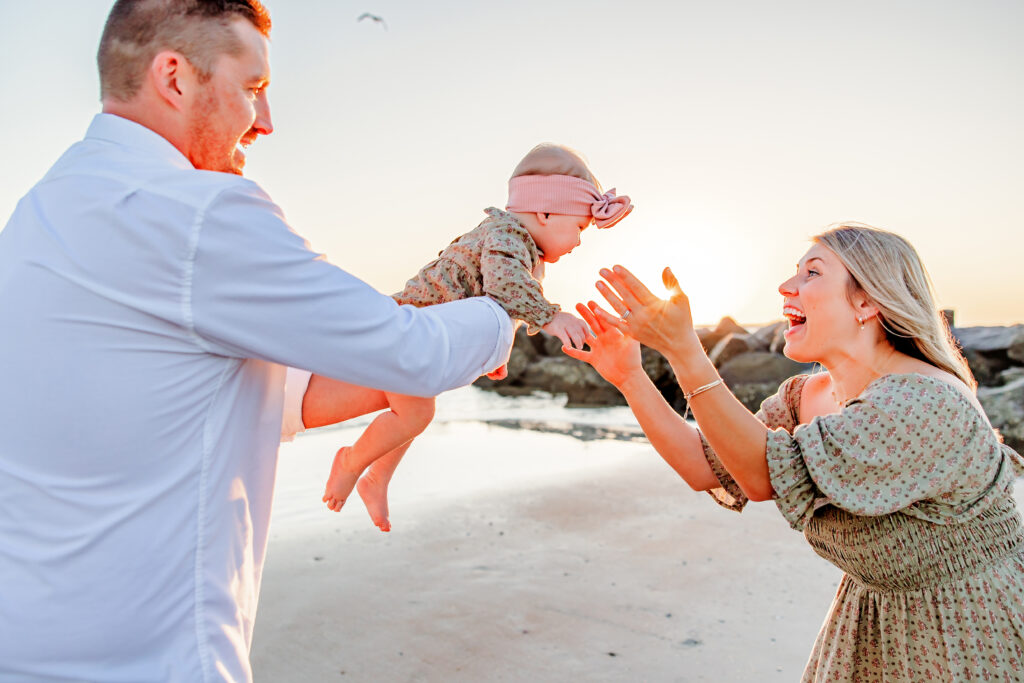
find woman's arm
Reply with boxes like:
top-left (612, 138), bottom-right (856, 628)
top-left (592, 266), bottom-right (775, 501)
top-left (563, 303), bottom-right (719, 490)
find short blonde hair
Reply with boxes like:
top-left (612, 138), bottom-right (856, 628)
top-left (98, 0), bottom-right (272, 102)
top-left (814, 223), bottom-right (975, 390)
top-left (511, 144), bottom-right (601, 191)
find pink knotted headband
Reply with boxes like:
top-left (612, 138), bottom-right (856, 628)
top-left (506, 175), bottom-right (633, 229)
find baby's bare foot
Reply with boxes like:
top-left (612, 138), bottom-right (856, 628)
top-left (323, 446), bottom-right (362, 512)
top-left (356, 469), bottom-right (392, 532)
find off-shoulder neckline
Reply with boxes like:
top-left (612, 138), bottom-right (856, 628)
top-left (793, 371), bottom-right (978, 413)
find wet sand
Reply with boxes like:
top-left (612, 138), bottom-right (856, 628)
top-left (251, 411), bottom-right (844, 681)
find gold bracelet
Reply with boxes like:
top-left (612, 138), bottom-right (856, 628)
top-left (683, 378), bottom-right (724, 401)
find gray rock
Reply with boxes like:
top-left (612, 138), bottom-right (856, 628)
top-left (962, 349), bottom-right (1012, 387)
top-left (709, 333), bottom-right (752, 368)
top-left (950, 326), bottom-right (1024, 386)
top-left (1009, 337), bottom-right (1024, 365)
top-left (696, 318), bottom-right (749, 355)
top-left (953, 325), bottom-right (1024, 353)
top-left (730, 382), bottom-right (786, 413)
top-left (640, 347), bottom-right (672, 384)
top-left (695, 327), bottom-right (720, 354)
top-left (978, 377), bottom-right (1024, 453)
top-left (998, 367), bottom-right (1024, 385)
top-left (714, 316), bottom-right (748, 337)
top-left (747, 321), bottom-right (786, 353)
top-left (718, 352), bottom-right (814, 388)
top-left (538, 330), bottom-right (566, 357)
top-left (520, 357), bottom-right (625, 407)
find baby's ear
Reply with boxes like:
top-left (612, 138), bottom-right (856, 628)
top-left (535, 212), bottom-right (549, 226)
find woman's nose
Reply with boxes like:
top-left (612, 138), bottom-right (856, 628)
top-left (778, 276), bottom-right (798, 297)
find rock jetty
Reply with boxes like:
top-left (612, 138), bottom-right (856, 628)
top-left (474, 319), bottom-right (1024, 452)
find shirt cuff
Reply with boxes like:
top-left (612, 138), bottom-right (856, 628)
top-left (280, 367), bottom-right (312, 442)
top-left (479, 296), bottom-right (516, 373)
top-left (699, 430), bottom-right (748, 512)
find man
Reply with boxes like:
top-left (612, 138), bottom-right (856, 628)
top-left (0, 1), bottom-right (511, 680)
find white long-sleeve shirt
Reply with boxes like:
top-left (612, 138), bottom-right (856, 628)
top-left (0, 113), bottom-right (512, 682)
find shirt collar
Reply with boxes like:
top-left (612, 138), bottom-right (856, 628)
top-left (85, 113), bottom-right (195, 171)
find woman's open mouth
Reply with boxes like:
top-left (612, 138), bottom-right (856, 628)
top-left (783, 305), bottom-right (806, 336)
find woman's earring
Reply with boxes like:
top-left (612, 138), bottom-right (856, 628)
top-left (857, 316), bottom-right (865, 330)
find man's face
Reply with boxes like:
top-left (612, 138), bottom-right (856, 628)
top-left (187, 18), bottom-right (273, 174)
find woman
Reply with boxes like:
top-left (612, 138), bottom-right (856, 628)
top-left (564, 224), bottom-right (1024, 681)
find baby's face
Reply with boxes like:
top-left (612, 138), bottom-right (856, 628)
top-left (535, 214), bottom-right (591, 263)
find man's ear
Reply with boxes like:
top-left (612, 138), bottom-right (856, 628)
top-left (149, 51), bottom-right (191, 111)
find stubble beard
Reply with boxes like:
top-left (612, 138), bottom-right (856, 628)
top-left (187, 88), bottom-right (245, 175)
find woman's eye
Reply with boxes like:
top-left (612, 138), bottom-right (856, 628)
top-left (807, 269), bottom-right (820, 277)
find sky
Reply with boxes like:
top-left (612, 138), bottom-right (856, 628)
top-left (1, 0), bottom-right (1021, 327)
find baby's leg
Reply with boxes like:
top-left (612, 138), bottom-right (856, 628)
top-left (323, 394), bottom-right (435, 512)
top-left (357, 441), bottom-right (412, 532)
top-left (302, 375), bottom-right (390, 429)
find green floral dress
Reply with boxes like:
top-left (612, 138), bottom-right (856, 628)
top-left (703, 373), bottom-right (1024, 681)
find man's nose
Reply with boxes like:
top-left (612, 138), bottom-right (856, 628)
top-left (254, 93), bottom-right (274, 135)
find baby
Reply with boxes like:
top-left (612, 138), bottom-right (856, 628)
top-left (318, 143), bottom-right (632, 530)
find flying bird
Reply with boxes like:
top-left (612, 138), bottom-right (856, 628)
top-left (357, 12), bottom-right (388, 30)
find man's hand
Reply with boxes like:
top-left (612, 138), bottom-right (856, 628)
top-left (542, 311), bottom-right (591, 350)
top-left (485, 364), bottom-right (508, 380)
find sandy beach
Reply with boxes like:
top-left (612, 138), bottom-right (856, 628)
top-left (248, 388), bottom-right (861, 681)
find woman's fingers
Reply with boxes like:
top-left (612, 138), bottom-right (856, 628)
top-left (595, 279), bottom-right (631, 318)
top-left (662, 267), bottom-right (685, 300)
top-left (610, 264), bottom-right (660, 305)
top-left (592, 302), bottom-right (629, 332)
top-left (598, 268), bottom-right (645, 312)
top-left (561, 344), bottom-right (589, 362)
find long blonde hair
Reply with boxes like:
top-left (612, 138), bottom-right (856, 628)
top-left (814, 223), bottom-right (976, 391)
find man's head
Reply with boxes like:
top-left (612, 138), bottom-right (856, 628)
top-left (98, 0), bottom-right (273, 174)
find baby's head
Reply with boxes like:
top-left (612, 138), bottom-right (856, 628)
top-left (507, 144), bottom-right (632, 264)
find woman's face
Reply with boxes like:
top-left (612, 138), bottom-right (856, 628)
top-left (777, 243), bottom-right (863, 363)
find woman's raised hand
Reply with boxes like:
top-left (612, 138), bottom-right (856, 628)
top-left (593, 265), bottom-right (700, 360)
top-left (561, 302), bottom-right (644, 390)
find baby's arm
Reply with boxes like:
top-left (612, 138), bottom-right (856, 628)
top-left (479, 228), bottom-right (589, 348)
top-left (541, 312), bottom-right (590, 350)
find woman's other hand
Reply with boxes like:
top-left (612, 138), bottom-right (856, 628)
top-left (561, 302), bottom-right (645, 390)
top-left (594, 265), bottom-right (702, 363)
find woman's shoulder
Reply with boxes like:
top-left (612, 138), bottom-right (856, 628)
top-left (865, 368), bottom-right (973, 404)
top-left (860, 369), bottom-right (990, 427)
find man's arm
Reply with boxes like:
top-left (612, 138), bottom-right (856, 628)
top-left (191, 183), bottom-right (514, 397)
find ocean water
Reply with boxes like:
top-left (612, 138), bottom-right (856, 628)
top-left (272, 386), bottom-right (653, 532)
top-left (273, 385), bottom-right (1024, 533)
